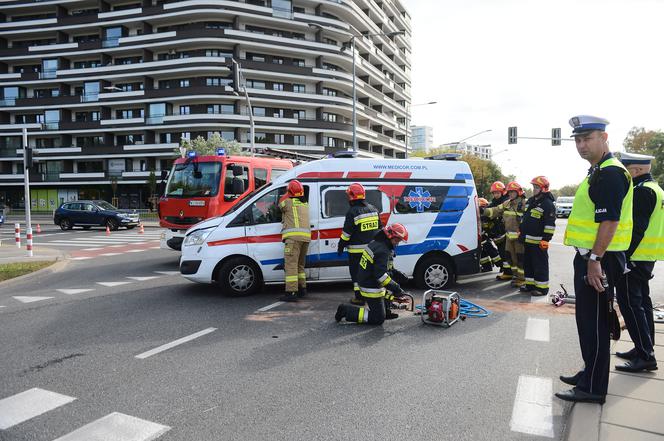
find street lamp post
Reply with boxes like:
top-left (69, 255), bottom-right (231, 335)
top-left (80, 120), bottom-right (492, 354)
top-left (308, 24), bottom-right (404, 153)
top-left (231, 58), bottom-right (255, 156)
top-left (405, 101), bottom-right (437, 158)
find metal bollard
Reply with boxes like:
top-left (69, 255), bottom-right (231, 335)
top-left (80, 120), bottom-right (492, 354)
top-left (15, 223), bottom-right (20, 248)
top-left (26, 227), bottom-right (33, 257)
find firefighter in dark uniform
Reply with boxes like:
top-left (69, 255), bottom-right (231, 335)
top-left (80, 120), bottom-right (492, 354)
top-left (614, 152), bottom-right (662, 373)
top-left (337, 183), bottom-right (382, 305)
top-left (278, 180), bottom-right (311, 302)
top-left (556, 115), bottom-right (633, 405)
top-left (478, 198), bottom-right (501, 272)
top-left (488, 181), bottom-right (511, 279)
top-left (335, 224), bottom-right (410, 325)
top-left (519, 176), bottom-right (556, 296)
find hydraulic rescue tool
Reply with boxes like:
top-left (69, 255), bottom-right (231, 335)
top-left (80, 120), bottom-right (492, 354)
top-left (390, 293), bottom-right (414, 312)
top-left (551, 284), bottom-right (576, 307)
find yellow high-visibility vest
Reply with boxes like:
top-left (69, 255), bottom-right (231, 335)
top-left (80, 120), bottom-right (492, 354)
top-left (631, 180), bottom-right (664, 261)
top-left (564, 157), bottom-right (633, 251)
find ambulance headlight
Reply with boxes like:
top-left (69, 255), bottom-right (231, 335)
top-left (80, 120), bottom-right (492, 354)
top-left (184, 228), bottom-right (213, 247)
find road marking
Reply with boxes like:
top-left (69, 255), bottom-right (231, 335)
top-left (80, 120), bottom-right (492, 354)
top-left (498, 291), bottom-right (522, 300)
top-left (99, 253), bottom-right (122, 257)
top-left (0, 388), bottom-right (76, 430)
top-left (57, 289), bottom-right (95, 295)
top-left (97, 281), bottom-right (132, 287)
top-left (127, 276), bottom-right (160, 281)
top-left (150, 247), bottom-right (161, 250)
top-left (110, 244), bottom-right (126, 248)
top-left (154, 271), bottom-right (180, 276)
top-left (482, 281), bottom-right (511, 291)
top-left (13, 296), bottom-right (54, 303)
top-left (256, 302), bottom-right (285, 312)
top-left (530, 294), bottom-right (550, 304)
top-left (456, 273), bottom-right (499, 284)
top-left (127, 249), bottom-right (144, 253)
top-left (70, 257), bottom-right (92, 260)
top-left (135, 327), bottom-right (217, 359)
top-left (509, 375), bottom-right (554, 438)
top-left (525, 318), bottom-right (550, 342)
top-left (52, 412), bottom-right (170, 441)
top-left (82, 248), bottom-right (103, 251)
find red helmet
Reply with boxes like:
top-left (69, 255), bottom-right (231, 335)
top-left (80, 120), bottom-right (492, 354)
top-left (478, 197), bottom-right (489, 207)
top-left (287, 180), bottom-right (305, 197)
top-left (506, 181), bottom-right (524, 196)
top-left (490, 181), bottom-right (506, 194)
top-left (384, 223), bottom-right (408, 242)
top-left (345, 183), bottom-right (366, 201)
top-left (530, 176), bottom-right (550, 193)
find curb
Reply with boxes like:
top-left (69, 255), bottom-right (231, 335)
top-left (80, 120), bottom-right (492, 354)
top-left (0, 251), bottom-right (70, 288)
top-left (564, 402), bottom-right (601, 441)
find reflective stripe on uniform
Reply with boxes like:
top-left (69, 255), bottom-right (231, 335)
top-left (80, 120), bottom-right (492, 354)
top-left (347, 244), bottom-right (366, 253)
top-left (378, 273), bottom-right (392, 286)
top-left (362, 248), bottom-right (375, 263)
top-left (359, 286), bottom-right (385, 298)
top-left (543, 225), bottom-right (555, 234)
top-left (298, 272), bottom-right (306, 280)
top-left (535, 281), bottom-right (549, 289)
top-left (285, 275), bottom-right (298, 283)
top-left (353, 212), bottom-right (379, 223)
top-left (506, 232), bottom-right (519, 239)
top-left (340, 231), bottom-right (351, 241)
top-left (282, 228), bottom-right (310, 240)
top-left (632, 181), bottom-right (664, 261)
top-left (358, 307), bottom-right (365, 323)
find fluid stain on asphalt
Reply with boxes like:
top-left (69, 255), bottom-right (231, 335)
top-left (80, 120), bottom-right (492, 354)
top-left (21, 353), bottom-right (85, 375)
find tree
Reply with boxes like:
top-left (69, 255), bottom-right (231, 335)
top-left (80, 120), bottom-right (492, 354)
top-left (650, 132), bottom-right (664, 186)
top-left (177, 132), bottom-right (243, 157)
top-left (147, 171), bottom-right (157, 211)
top-left (550, 184), bottom-right (578, 199)
top-left (623, 127), bottom-right (659, 154)
top-left (110, 176), bottom-right (118, 206)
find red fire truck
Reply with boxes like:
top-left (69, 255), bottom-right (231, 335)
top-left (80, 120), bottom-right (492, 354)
top-left (158, 151), bottom-right (293, 250)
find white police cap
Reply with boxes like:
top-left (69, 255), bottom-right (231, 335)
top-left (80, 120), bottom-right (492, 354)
top-left (569, 115), bottom-right (609, 136)
top-left (620, 152), bottom-right (655, 166)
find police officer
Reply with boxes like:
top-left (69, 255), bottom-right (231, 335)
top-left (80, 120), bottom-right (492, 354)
top-left (279, 180), bottom-right (311, 302)
top-left (335, 224), bottom-right (410, 325)
top-left (613, 152), bottom-right (662, 372)
top-left (482, 182), bottom-right (526, 287)
top-left (478, 198), bottom-right (501, 272)
top-left (337, 183), bottom-right (382, 305)
top-left (519, 176), bottom-right (556, 296)
top-left (556, 115), bottom-right (633, 405)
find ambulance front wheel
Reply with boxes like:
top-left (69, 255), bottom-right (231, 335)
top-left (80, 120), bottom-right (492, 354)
top-left (217, 257), bottom-right (263, 296)
top-left (414, 255), bottom-right (454, 290)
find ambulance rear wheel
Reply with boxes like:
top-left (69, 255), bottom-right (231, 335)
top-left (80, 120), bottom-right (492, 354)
top-left (217, 257), bottom-right (263, 297)
top-left (415, 255), bottom-right (454, 290)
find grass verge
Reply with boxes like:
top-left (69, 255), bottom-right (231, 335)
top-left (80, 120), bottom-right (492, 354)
top-left (0, 261), bottom-right (54, 282)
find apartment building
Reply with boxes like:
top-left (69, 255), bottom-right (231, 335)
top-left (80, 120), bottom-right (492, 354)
top-left (409, 125), bottom-right (432, 152)
top-left (0, 0), bottom-right (411, 209)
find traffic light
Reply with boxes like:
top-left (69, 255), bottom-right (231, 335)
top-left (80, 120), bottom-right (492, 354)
top-left (232, 62), bottom-right (241, 93)
top-left (25, 147), bottom-right (33, 169)
top-left (552, 128), bottom-right (561, 146)
top-left (508, 126), bottom-right (517, 144)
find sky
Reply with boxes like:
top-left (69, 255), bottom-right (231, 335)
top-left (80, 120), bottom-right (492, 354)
top-left (403, 0), bottom-right (664, 188)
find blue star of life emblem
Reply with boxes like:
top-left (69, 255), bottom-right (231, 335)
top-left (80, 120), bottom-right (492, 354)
top-left (404, 187), bottom-right (435, 213)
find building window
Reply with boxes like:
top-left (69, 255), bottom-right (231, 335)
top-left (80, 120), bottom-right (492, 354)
top-left (207, 104), bottom-right (234, 114)
top-left (292, 58), bottom-right (305, 67)
top-left (323, 88), bottom-right (337, 97)
top-left (322, 112), bottom-right (337, 122)
top-left (293, 84), bottom-right (305, 93)
top-left (275, 134), bottom-right (285, 144)
top-left (272, 57), bottom-right (284, 65)
top-left (206, 77), bottom-right (232, 87)
top-left (273, 83), bottom-right (284, 91)
top-left (253, 107), bottom-right (266, 117)
top-left (220, 130), bottom-right (235, 141)
top-left (179, 79), bottom-right (190, 88)
top-left (246, 80), bottom-right (265, 89)
top-left (205, 21), bottom-right (232, 29)
top-left (179, 106), bottom-right (190, 115)
top-left (294, 110), bottom-right (306, 119)
top-left (248, 53), bottom-right (265, 62)
top-left (293, 135), bottom-right (306, 145)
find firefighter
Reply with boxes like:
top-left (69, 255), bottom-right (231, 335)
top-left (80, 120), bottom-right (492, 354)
top-left (337, 183), bottom-right (382, 305)
top-left (614, 152), bottom-right (662, 373)
top-left (278, 180), bottom-right (311, 302)
top-left (519, 176), bottom-right (556, 296)
top-left (335, 224), bottom-right (411, 325)
top-left (481, 182), bottom-right (526, 287)
top-left (488, 181), bottom-right (512, 280)
top-left (478, 198), bottom-right (500, 272)
top-left (556, 115), bottom-right (632, 405)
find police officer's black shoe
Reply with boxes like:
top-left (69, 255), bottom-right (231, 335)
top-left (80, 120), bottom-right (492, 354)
top-left (555, 388), bottom-right (605, 404)
top-left (279, 292), bottom-right (298, 302)
top-left (297, 287), bottom-right (307, 298)
top-left (385, 311), bottom-right (399, 320)
top-left (559, 371), bottom-right (583, 386)
top-left (335, 305), bottom-right (345, 322)
top-left (615, 347), bottom-right (638, 360)
top-left (615, 358), bottom-right (658, 373)
top-left (519, 285), bottom-right (533, 292)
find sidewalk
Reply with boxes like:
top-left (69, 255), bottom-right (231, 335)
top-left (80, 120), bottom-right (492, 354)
top-left (566, 322), bottom-right (664, 440)
top-left (3, 215), bottom-right (160, 228)
top-left (0, 244), bottom-right (66, 265)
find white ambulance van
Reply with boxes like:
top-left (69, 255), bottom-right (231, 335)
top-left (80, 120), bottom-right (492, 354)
top-left (179, 156), bottom-right (481, 296)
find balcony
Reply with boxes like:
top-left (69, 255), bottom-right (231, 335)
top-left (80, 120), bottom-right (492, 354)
top-left (0, 99), bottom-right (16, 106)
top-left (102, 38), bottom-right (119, 48)
top-left (60, 172), bottom-right (105, 179)
top-left (39, 70), bottom-right (57, 79)
top-left (80, 94), bottom-right (99, 103)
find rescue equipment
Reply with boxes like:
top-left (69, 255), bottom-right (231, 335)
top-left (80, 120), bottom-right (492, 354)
top-left (420, 290), bottom-right (462, 327)
top-left (551, 284), bottom-right (576, 307)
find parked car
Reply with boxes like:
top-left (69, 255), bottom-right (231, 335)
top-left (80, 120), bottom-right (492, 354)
top-left (555, 196), bottom-right (574, 218)
top-left (53, 200), bottom-right (140, 231)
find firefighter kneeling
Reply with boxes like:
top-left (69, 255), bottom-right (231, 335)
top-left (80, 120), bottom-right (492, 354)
top-left (335, 224), bottom-right (410, 325)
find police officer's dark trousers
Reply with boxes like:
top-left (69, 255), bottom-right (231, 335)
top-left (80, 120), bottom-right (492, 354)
top-left (348, 252), bottom-right (362, 301)
top-left (615, 261), bottom-right (656, 360)
top-left (574, 252), bottom-right (622, 396)
top-left (523, 243), bottom-right (549, 294)
top-left (340, 297), bottom-right (386, 325)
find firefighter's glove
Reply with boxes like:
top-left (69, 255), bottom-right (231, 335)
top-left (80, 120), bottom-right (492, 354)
top-left (337, 241), bottom-right (345, 256)
top-left (479, 207), bottom-right (486, 215)
top-left (539, 240), bottom-right (550, 251)
top-left (395, 295), bottom-right (410, 303)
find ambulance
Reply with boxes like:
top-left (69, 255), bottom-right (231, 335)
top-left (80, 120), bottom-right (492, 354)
top-left (179, 155), bottom-right (482, 295)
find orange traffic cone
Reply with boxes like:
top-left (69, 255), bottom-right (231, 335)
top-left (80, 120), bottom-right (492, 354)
top-left (106, 225), bottom-right (111, 235)
top-left (36, 224), bottom-right (41, 234)
top-left (138, 223), bottom-right (144, 234)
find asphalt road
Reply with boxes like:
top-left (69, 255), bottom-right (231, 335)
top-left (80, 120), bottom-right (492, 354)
top-left (0, 220), bottom-right (661, 441)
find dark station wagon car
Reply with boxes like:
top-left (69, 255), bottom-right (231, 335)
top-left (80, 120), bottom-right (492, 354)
top-left (53, 200), bottom-right (140, 231)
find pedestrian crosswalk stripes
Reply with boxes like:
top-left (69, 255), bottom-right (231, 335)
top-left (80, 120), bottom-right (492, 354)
top-left (0, 388), bottom-right (76, 430)
top-left (0, 389), bottom-right (169, 440)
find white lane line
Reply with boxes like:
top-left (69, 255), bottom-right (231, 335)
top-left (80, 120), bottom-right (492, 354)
top-left (482, 281), bottom-right (512, 291)
top-left (135, 327), bottom-right (217, 359)
top-left (57, 289), bottom-right (95, 295)
top-left (525, 318), bottom-right (550, 342)
top-left (97, 281), bottom-right (132, 287)
top-left (33, 243), bottom-right (94, 247)
top-left (70, 257), bottom-right (93, 260)
top-left (127, 249), bottom-right (145, 253)
top-left (82, 248), bottom-right (103, 251)
top-left (52, 412), bottom-right (170, 441)
top-left (497, 291), bottom-right (522, 300)
top-left (127, 276), bottom-right (160, 281)
top-left (150, 247), bottom-right (161, 250)
top-left (99, 253), bottom-right (122, 257)
top-left (456, 273), bottom-right (499, 284)
top-left (13, 296), bottom-right (53, 303)
top-left (154, 271), bottom-right (180, 276)
top-left (256, 302), bottom-right (285, 312)
top-left (509, 375), bottom-right (554, 438)
top-left (0, 388), bottom-right (76, 430)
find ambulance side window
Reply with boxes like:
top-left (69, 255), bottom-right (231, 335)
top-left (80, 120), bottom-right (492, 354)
top-left (394, 185), bottom-right (469, 214)
top-left (322, 189), bottom-right (384, 218)
top-left (249, 187), bottom-right (287, 224)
